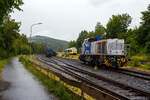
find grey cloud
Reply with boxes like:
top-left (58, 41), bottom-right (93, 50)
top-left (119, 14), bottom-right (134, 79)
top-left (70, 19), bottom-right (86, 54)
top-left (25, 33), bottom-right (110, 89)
top-left (89, 0), bottom-right (112, 6)
top-left (11, 0), bottom-right (150, 41)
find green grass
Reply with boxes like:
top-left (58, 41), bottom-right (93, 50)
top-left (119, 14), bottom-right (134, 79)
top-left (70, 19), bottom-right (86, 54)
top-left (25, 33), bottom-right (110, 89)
top-left (57, 52), bottom-right (79, 60)
top-left (141, 63), bottom-right (150, 70)
top-left (0, 58), bottom-right (10, 80)
top-left (19, 56), bottom-right (82, 100)
top-left (129, 55), bottom-right (150, 70)
top-left (131, 55), bottom-right (150, 61)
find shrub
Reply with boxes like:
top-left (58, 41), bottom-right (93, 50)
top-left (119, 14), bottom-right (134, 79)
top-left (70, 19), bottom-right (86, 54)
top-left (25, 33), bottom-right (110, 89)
top-left (145, 42), bottom-right (150, 54)
top-left (132, 59), bottom-right (140, 67)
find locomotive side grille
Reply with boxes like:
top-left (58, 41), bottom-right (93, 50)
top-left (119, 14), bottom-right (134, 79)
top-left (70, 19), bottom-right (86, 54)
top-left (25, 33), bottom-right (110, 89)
top-left (106, 39), bottom-right (124, 55)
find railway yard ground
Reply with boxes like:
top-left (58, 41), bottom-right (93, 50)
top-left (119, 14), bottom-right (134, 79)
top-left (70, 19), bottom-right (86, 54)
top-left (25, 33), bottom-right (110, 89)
top-left (20, 55), bottom-right (150, 100)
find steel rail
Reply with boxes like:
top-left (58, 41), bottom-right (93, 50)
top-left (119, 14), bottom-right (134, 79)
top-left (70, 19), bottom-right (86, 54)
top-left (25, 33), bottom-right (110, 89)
top-left (48, 57), bottom-right (150, 98)
top-left (37, 57), bottom-right (130, 100)
top-left (57, 57), bottom-right (150, 81)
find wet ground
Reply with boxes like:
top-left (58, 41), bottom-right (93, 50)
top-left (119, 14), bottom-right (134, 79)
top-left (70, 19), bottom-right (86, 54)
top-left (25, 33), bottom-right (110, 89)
top-left (1, 57), bottom-right (57, 100)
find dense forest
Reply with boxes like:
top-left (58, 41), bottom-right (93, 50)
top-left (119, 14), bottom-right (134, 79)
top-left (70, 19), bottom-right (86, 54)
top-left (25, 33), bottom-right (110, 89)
top-left (0, 0), bottom-right (47, 60)
top-left (69, 4), bottom-right (150, 56)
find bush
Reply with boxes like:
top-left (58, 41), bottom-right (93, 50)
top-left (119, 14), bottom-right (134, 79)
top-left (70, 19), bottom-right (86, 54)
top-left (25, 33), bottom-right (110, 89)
top-left (132, 59), bottom-right (140, 67)
top-left (63, 53), bottom-right (69, 57)
top-left (61, 54), bottom-right (65, 57)
top-left (145, 42), bottom-right (150, 54)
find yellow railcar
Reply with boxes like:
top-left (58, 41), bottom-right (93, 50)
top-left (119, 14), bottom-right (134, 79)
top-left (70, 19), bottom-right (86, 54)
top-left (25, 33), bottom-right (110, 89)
top-left (65, 47), bottom-right (77, 55)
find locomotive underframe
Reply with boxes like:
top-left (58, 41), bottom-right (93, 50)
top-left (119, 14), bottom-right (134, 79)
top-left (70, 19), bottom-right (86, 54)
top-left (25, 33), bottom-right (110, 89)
top-left (79, 54), bottom-right (127, 67)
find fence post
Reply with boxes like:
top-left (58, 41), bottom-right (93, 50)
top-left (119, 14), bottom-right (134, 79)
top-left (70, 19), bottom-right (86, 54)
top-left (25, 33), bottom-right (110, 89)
top-left (81, 88), bottom-right (84, 100)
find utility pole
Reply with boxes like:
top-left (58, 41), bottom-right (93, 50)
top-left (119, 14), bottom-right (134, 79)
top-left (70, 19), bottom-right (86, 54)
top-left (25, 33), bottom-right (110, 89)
top-left (30, 22), bottom-right (42, 55)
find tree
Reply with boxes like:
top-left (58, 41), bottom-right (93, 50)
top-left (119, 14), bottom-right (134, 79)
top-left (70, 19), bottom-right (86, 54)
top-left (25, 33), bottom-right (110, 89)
top-left (0, 0), bottom-right (23, 24)
top-left (0, 17), bottom-right (32, 59)
top-left (0, 0), bottom-right (23, 59)
top-left (68, 40), bottom-right (76, 48)
top-left (125, 29), bottom-right (140, 55)
top-left (94, 22), bottom-right (106, 38)
top-left (30, 42), bottom-right (47, 54)
top-left (76, 30), bottom-right (88, 49)
top-left (136, 4), bottom-right (150, 53)
top-left (106, 13), bottom-right (132, 38)
top-left (0, 17), bottom-right (21, 57)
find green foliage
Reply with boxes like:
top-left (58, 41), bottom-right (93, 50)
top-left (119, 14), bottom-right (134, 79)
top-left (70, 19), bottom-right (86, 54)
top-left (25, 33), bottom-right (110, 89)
top-left (0, 57), bottom-right (12, 79)
top-left (64, 53), bottom-right (69, 57)
top-left (106, 13), bottom-right (132, 38)
top-left (0, 0), bottom-right (24, 59)
top-left (129, 55), bottom-right (150, 70)
top-left (93, 22), bottom-right (106, 38)
top-left (136, 4), bottom-right (150, 54)
top-left (0, 0), bottom-right (23, 24)
top-left (61, 54), bottom-right (65, 57)
top-left (131, 59), bottom-right (141, 67)
top-left (0, 18), bottom-right (49, 59)
top-left (145, 42), bottom-right (150, 53)
top-left (0, 17), bottom-right (46, 59)
top-left (76, 30), bottom-right (88, 49)
top-left (142, 63), bottom-right (150, 70)
top-left (0, 17), bottom-right (30, 59)
top-left (30, 42), bottom-right (47, 54)
top-left (68, 40), bottom-right (76, 48)
top-left (83, 23), bottom-right (106, 39)
top-left (0, 58), bottom-right (9, 74)
top-left (124, 29), bottom-right (140, 55)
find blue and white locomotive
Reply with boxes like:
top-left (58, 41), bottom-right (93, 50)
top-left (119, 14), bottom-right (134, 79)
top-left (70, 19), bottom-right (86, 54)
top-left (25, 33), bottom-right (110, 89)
top-left (79, 37), bottom-right (129, 67)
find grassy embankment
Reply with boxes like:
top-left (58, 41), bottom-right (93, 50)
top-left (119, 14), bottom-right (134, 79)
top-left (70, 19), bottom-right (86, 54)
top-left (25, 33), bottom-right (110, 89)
top-left (57, 52), bottom-right (79, 60)
top-left (19, 56), bottom-right (95, 100)
top-left (0, 58), bottom-right (10, 80)
top-left (128, 54), bottom-right (150, 72)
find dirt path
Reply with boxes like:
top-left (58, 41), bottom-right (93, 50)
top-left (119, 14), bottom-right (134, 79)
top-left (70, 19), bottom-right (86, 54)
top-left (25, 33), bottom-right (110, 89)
top-left (1, 57), bottom-right (57, 100)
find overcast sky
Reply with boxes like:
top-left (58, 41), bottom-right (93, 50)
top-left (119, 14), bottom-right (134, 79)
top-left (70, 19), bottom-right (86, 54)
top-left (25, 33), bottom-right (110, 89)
top-left (11, 0), bottom-right (150, 41)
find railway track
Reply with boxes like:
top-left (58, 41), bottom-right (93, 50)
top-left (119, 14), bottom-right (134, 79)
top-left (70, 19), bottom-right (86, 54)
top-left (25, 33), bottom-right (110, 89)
top-left (56, 57), bottom-right (150, 81)
top-left (37, 56), bottom-right (150, 100)
top-left (112, 68), bottom-right (150, 81)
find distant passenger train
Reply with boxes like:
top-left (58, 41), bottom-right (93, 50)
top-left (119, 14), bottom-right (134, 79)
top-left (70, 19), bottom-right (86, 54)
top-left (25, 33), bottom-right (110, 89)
top-left (64, 47), bottom-right (77, 55)
top-left (45, 48), bottom-right (56, 57)
top-left (79, 37), bottom-right (130, 68)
